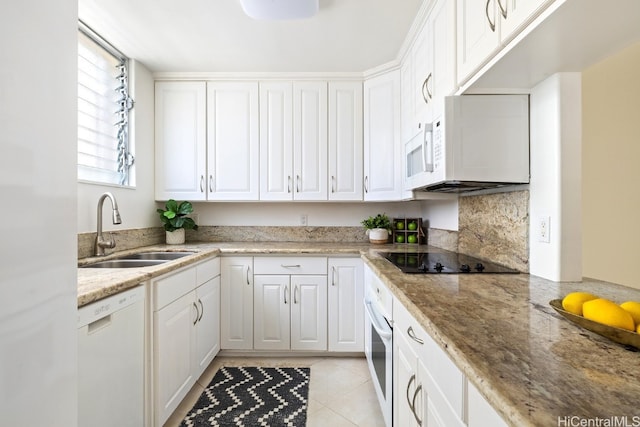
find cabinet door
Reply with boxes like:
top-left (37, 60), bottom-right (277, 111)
top-left (413, 24), bottom-right (432, 124)
top-left (154, 81), bottom-right (207, 201)
top-left (207, 82), bottom-right (259, 200)
top-left (500, 0), bottom-right (552, 43)
top-left (457, 0), bottom-right (501, 84)
top-left (194, 276), bottom-right (220, 377)
top-left (400, 57), bottom-right (415, 143)
top-left (328, 258), bottom-right (364, 351)
top-left (429, 0), bottom-right (457, 117)
top-left (154, 291), bottom-right (197, 426)
top-left (363, 70), bottom-right (403, 201)
top-left (254, 275), bottom-right (290, 350)
top-left (260, 82), bottom-right (294, 201)
top-left (221, 257), bottom-right (253, 350)
top-left (467, 380), bottom-right (508, 427)
top-left (328, 82), bottom-right (363, 201)
top-left (290, 275), bottom-right (327, 351)
top-left (394, 328), bottom-right (421, 427)
top-left (293, 82), bottom-right (328, 200)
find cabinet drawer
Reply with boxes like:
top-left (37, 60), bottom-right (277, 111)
top-left (196, 257), bottom-right (220, 285)
top-left (253, 256), bottom-right (327, 275)
top-left (153, 267), bottom-right (197, 310)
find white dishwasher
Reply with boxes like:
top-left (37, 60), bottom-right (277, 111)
top-left (78, 285), bottom-right (145, 427)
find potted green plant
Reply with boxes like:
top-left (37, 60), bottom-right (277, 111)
top-left (361, 213), bottom-right (391, 244)
top-left (157, 199), bottom-right (198, 244)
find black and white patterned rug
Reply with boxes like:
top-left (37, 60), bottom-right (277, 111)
top-left (180, 366), bottom-right (310, 427)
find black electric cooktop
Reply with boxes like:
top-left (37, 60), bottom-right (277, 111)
top-left (384, 251), bottom-right (519, 274)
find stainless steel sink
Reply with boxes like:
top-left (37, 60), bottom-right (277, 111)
top-left (81, 259), bottom-right (167, 268)
top-left (117, 251), bottom-right (195, 261)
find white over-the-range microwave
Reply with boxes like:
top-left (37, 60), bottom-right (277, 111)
top-left (405, 95), bottom-right (530, 193)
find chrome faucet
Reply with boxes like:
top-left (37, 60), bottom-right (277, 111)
top-left (95, 192), bottom-right (122, 256)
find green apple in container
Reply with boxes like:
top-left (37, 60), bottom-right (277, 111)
top-left (407, 221), bottom-right (418, 231)
top-left (407, 234), bottom-right (418, 244)
top-left (396, 221), bottom-right (404, 230)
top-left (396, 234), bottom-right (405, 243)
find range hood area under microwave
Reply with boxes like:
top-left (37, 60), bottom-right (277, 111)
top-left (405, 95), bottom-right (530, 193)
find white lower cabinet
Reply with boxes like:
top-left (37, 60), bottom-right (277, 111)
top-left (220, 257), bottom-right (254, 350)
top-left (253, 257), bottom-right (328, 351)
top-left (152, 257), bottom-right (221, 427)
top-left (328, 257), bottom-right (364, 351)
top-left (394, 298), bottom-right (465, 427)
top-left (467, 380), bottom-right (508, 427)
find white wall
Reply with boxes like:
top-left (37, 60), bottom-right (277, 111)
top-left (192, 201), bottom-right (424, 226)
top-left (529, 73), bottom-right (582, 281)
top-left (77, 60), bottom-right (157, 233)
top-left (0, 1), bottom-right (78, 426)
top-left (419, 198), bottom-right (459, 230)
top-left (582, 42), bottom-right (640, 290)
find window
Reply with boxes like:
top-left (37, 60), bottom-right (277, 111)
top-left (77, 23), bottom-right (134, 186)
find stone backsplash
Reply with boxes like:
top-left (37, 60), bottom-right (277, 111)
top-left (78, 227), bottom-right (165, 259)
top-left (458, 190), bottom-right (529, 272)
top-left (187, 226), bottom-right (369, 243)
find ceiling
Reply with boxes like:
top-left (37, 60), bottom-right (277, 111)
top-left (79, 0), bottom-right (424, 73)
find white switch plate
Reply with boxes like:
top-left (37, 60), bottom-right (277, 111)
top-left (300, 214), bottom-right (308, 226)
top-left (538, 216), bottom-right (550, 243)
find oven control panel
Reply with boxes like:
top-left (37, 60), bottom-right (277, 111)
top-left (364, 264), bottom-right (393, 322)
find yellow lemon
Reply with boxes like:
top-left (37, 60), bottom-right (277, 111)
top-left (620, 301), bottom-right (640, 326)
top-left (583, 298), bottom-right (635, 331)
top-left (562, 292), bottom-right (598, 316)
top-left (637, 324), bottom-right (640, 334)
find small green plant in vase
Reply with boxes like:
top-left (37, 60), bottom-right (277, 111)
top-left (157, 199), bottom-right (198, 244)
top-left (361, 213), bottom-right (391, 244)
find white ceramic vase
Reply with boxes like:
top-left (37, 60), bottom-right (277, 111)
top-left (166, 228), bottom-right (185, 245)
top-left (367, 228), bottom-right (389, 244)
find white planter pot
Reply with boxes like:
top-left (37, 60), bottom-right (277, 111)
top-left (367, 228), bottom-right (389, 244)
top-left (166, 228), bottom-right (185, 245)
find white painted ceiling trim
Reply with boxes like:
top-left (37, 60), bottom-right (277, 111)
top-left (153, 71), bottom-right (366, 81)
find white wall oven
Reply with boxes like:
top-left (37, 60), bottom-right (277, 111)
top-left (364, 265), bottom-right (393, 427)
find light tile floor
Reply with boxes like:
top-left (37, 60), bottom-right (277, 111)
top-left (163, 356), bottom-right (385, 427)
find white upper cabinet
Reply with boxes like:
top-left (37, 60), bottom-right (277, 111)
top-left (207, 82), bottom-right (260, 200)
top-left (259, 82), bottom-right (328, 201)
top-left (155, 81), bottom-right (207, 201)
top-left (457, 0), bottom-right (553, 85)
top-left (259, 82), bottom-right (294, 201)
top-left (328, 82), bottom-right (363, 201)
top-left (457, 0), bottom-right (502, 84)
top-left (403, 0), bottom-right (456, 138)
top-left (293, 82), bottom-right (328, 200)
top-left (363, 70), bottom-right (403, 201)
top-left (499, 0), bottom-right (553, 43)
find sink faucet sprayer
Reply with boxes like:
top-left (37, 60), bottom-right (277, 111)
top-left (95, 192), bottom-right (122, 256)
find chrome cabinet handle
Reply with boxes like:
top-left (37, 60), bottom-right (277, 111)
top-left (421, 77), bottom-right (429, 104)
top-left (407, 326), bottom-right (424, 345)
top-left (412, 384), bottom-right (423, 425)
top-left (331, 175), bottom-right (336, 193)
top-left (406, 374), bottom-right (416, 414)
top-left (193, 302), bottom-right (199, 325)
top-left (331, 266), bottom-right (336, 286)
top-left (200, 175), bottom-right (204, 192)
top-left (209, 175), bottom-right (214, 193)
top-left (287, 176), bottom-right (292, 193)
top-left (294, 285), bottom-right (298, 304)
top-left (497, 0), bottom-right (507, 19)
top-left (486, 0), bottom-right (496, 32)
top-left (197, 299), bottom-right (204, 322)
top-left (281, 264), bottom-right (301, 268)
top-left (425, 73), bottom-right (433, 101)
top-left (284, 285), bottom-right (288, 304)
top-left (246, 266), bottom-right (251, 285)
top-left (296, 175), bottom-right (301, 192)
top-left (364, 176), bottom-right (369, 193)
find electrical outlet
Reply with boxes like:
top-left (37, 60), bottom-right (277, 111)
top-left (538, 216), bottom-right (550, 243)
top-left (300, 214), bottom-right (308, 226)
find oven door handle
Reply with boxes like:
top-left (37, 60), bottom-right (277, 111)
top-left (364, 299), bottom-right (392, 341)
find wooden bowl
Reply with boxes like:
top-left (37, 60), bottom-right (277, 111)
top-left (549, 299), bottom-right (640, 350)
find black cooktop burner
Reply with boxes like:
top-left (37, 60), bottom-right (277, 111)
top-left (383, 251), bottom-right (519, 274)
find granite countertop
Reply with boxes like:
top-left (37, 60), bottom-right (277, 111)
top-left (78, 242), bottom-right (640, 426)
top-left (361, 248), bottom-right (640, 427)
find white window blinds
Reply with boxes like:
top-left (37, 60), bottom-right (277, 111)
top-left (77, 25), bottom-right (134, 185)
